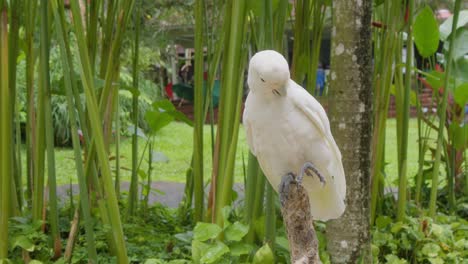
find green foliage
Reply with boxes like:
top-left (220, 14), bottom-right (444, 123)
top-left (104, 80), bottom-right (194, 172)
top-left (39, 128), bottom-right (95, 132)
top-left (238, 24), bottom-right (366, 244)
top-left (413, 6), bottom-right (440, 58)
top-left (439, 10), bottom-right (468, 40)
top-left (145, 99), bottom-right (193, 135)
top-left (174, 206), bottom-right (258, 263)
top-left (7, 217), bottom-right (50, 261)
top-left (372, 212), bottom-right (468, 263)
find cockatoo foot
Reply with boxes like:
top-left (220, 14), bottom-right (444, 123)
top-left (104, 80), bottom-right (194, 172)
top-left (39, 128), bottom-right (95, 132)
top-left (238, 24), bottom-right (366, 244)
top-left (299, 162), bottom-right (326, 187)
top-left (279, 172), bottom-right (297, 206)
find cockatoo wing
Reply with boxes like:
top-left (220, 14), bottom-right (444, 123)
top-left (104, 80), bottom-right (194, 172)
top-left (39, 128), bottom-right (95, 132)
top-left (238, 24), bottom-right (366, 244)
top-left (289, 80), bottom-right (346, 199)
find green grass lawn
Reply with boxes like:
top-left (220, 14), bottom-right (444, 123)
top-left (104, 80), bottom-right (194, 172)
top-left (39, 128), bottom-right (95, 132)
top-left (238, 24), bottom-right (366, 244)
top-left (26, 118), bottom-right (422, 186)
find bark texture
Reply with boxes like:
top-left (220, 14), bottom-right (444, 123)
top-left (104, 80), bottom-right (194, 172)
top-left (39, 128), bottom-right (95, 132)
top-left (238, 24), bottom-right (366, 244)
top-left (280, 174), bottom-right (320, 264)
top-left (326, 0), bottom-right (373, 263)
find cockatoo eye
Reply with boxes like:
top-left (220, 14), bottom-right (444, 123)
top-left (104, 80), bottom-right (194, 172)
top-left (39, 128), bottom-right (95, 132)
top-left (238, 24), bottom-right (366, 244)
top-left (260, 78), bottom-right (265, 82)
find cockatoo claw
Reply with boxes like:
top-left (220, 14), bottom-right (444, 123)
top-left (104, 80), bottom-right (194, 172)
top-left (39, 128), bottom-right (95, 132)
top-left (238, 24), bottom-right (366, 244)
top-left (279, 172), bottom-right (297, 206)
top-left (299, 162), bottom-right (326, 187)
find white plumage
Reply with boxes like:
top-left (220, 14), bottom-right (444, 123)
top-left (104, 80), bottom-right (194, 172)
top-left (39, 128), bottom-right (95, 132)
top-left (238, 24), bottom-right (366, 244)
top-left (243, 50), bottom-right (346, 221)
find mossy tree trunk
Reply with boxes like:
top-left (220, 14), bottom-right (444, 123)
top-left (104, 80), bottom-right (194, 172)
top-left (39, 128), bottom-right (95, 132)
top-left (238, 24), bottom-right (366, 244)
top-left (326, 0), bottom-right (373, 263)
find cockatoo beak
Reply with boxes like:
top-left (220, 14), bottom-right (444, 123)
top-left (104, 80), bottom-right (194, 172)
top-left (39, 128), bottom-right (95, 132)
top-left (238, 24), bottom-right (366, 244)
top-left (272, 89), bottom-right (282, 96)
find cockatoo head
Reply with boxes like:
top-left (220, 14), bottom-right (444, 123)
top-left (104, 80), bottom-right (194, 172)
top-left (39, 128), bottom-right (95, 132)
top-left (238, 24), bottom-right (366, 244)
top-left (247, 50), bottom-right (290, 97)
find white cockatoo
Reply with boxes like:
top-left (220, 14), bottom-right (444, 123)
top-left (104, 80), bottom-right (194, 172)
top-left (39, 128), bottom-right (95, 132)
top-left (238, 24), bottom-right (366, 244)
top-left (243, 50), bottom-right (346, 221)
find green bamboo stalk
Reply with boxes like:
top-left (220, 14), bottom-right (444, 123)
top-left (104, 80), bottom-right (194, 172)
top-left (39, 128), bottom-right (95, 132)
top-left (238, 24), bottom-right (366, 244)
top-left (193, 0), bottom-right (205, 222)
top-left (370, 0), bottom-right (401, 223)
top-left (273, 0), bottom-right (289, 51)
top-left (69, 0), bottom-right (129, 261)
top-left (53, 2), bottom-right (111, 256)
top-left (396, 0), bottom-right (414, 221)
top-left (98, 1), bottom-right (135, 118)
top-left (0, 2), bottom-right (12, 258)
top-left (214, 0), bottom-right (247, 226)
top-left (218, 64), bottom-right (247, 226)
top-left (88, 0), bottom-right (100, 69)
top-left (9, 0), bottom-right (23, 212)
top-left (115, 90), bottom-right (121, 197)
top-left (244, 153), bottom-right (265, 243)
top-left (99, 0), bottom-right (116, 77)
top-left (32, 47), bottom-right (46, 223)
top-left (307, 0), bottom-right (327, 96)
top-left (24, 0), bottom-right (38, 207)
top-left (143, 140), bottom-right (154, 214)
top-left (50, 1), bottom-right (98, 260)
top-left (429, 0), bottom-right (461, 217)
top-left (39, 0), bottom-right (61, 256)
top-left (291, 0), bottom-right (310, 83)
top-left (128, 0), bottom-right (141, 216)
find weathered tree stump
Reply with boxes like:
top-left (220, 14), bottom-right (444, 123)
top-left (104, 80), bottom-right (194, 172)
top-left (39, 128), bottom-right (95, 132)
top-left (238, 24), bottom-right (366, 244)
top-left (279, 173), bottom-right (320, 264)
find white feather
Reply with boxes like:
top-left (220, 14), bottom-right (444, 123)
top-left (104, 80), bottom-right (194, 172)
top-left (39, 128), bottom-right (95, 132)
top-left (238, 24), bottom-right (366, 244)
top-left (243, 50), bottom-right (346, 221)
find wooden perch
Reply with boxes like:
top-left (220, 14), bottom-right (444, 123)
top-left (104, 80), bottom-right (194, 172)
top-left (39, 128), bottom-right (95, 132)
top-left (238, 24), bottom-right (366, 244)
top-left (279, 173), bottom-right (320, 264)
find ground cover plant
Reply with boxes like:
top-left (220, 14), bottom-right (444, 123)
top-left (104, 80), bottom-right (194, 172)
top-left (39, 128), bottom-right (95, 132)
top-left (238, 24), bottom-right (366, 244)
top-left (0, 0), bottom-right (467, 263)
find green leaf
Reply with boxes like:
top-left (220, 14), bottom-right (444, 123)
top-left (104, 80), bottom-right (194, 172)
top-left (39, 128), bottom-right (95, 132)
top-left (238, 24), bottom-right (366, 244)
top-left (423, 70), bottom-right (445, 89)
top-left (144, 259), bottom-right (164, 264)
top-left (200, 241), bottom-right (230, 264)
top-left (443, 28), bottom-right (468, 60)
top-left (145, 109), bottom-right (174, 134)
top-left (449, 122), bottom-right (468, 151)
top-left (253, 244), bottom-right (274, 264)
top-left (12, 235), bottom-right (35, 252)
top-left (275, 236), bottom-right (290, 251)
top-left (391, 222), bottom-right (406, 233)
top-left (225, 222), bottom-right (249, 242)
top-left (422, 243), bottom-right (441, 258)
top-left (192, 240), bottom-right (209, 264)
top-left (413, 6), bottom-right (440, 58)
top-left (230, 242), bottom-right (254, 256)
top-left (428, 257), bottom-right (444, 264)
top-left (137, 169), bottom-right (147, 180)
top-left (454, 58), bottom-right (468, 82)
top-left (439, 10), bottom-right (468, 40)
top-left (152, 99), bottom-right (193, 126)
top-left (453, 83), bottom-right (468, 106)
top-left (193, 222), bottom-right (222, 242)
top-left (384, 254), bottom-right (408, 264)
top-left (376, 215), bottom-right (393, 229)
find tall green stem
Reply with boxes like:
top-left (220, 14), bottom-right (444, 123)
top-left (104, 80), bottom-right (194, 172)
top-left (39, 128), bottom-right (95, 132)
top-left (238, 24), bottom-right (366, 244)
top-left (69, 0), bottom-right (129, 261)
top-left (397, 0), bottom-right (414, 221)
top-left (128, 0), bottom-right (141, 217)
top-left (214, 0), bottom-right (247, 226)
top-left (51, 1), bottom-right (98, 260)
top-left (0, 2), bottom-right (11, 258)
top-left (40, 0), bottom-right (61, 256)
top-left (429, 0), bottom-right (461, 217)
top-left (24, 0), bottom-right (38, 206)
top-left (193, 0), bottom-right (205, 222)
top-left (9, 0), bottom-right (22, 212)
